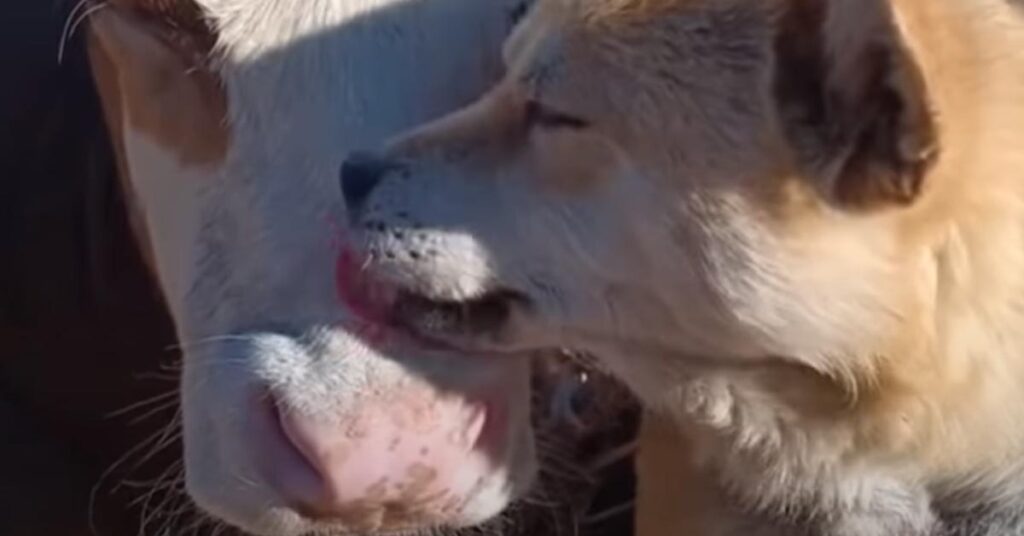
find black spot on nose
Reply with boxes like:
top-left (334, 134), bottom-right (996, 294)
top-left (340, 152), bottom-right (392, 211)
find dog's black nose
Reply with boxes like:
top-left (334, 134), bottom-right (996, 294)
top-left (340, 152), bottom-right (391, 210)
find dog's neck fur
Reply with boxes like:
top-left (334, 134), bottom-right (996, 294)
top-left (652, 1), bottom-right (1024, 533)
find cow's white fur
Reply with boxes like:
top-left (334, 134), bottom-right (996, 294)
top-left (99, 0), bottom-right (537, 534)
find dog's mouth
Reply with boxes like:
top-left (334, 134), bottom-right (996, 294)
top-left (336, 245), bottom-right (533, 351)
top-left (388, 288), bottom-right (530, 350)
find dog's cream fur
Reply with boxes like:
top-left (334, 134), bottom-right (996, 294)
top-left (348, 0), bottom-right (1024, 533)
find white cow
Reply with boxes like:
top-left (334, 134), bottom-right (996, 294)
top-left (85, 0), bottom-right (536, 534)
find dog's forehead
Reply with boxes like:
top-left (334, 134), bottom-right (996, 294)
top-left (560, 0), bottom-right (740, 24)
top-left (511, 0), bottom-right (768, 74)
top-left (504, 1), bottom-right (568, 86)
top-left (512, 39), bottom-right (566, 96)
top-left (503, 2), bottom-right (625, 99)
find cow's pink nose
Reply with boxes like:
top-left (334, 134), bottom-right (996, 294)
top-left (271, 387), bottom-right (502, 531)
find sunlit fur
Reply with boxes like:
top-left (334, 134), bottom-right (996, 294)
top-left (87, 0), bottom-right (539, 534)
top-left (350, 0), bottom-right (1024, 533)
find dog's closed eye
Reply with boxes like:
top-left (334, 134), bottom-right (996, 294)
top-left (525, 100), bottom-right (589, 130)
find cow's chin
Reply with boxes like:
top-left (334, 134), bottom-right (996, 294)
top-left (177, 332), bottom-right (536, 536)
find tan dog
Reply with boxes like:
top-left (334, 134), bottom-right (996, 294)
top-left (339, 0), bottom-right (1024, 533)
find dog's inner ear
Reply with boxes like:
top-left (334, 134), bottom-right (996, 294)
top-left (773, 0), bottom-right (939, 211)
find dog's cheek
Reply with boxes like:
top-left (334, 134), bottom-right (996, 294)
top-left (529, 132), bottom-right (618, 195)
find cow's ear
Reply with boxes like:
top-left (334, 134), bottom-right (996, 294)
top-left (773, 0), bottom-right (939, 211)
top-left (87, 5), bottom-right (228, 166)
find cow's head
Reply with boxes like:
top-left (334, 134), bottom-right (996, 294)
top-left (85, 0), bottom-right (537, 533)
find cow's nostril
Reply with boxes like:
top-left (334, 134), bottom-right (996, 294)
top-left (340, 152), bottom-right (391, 211)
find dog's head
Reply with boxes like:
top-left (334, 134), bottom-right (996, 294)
top-left (341, 0), bottom-right (948, 397)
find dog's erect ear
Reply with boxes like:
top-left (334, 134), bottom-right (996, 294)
top-left (774, 0), bottom-right (939, 211)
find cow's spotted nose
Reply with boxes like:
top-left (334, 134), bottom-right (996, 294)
top-left (340, 152), bottom-right (392, 211)
top-left (256, 380), bottom-right (509, 531)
